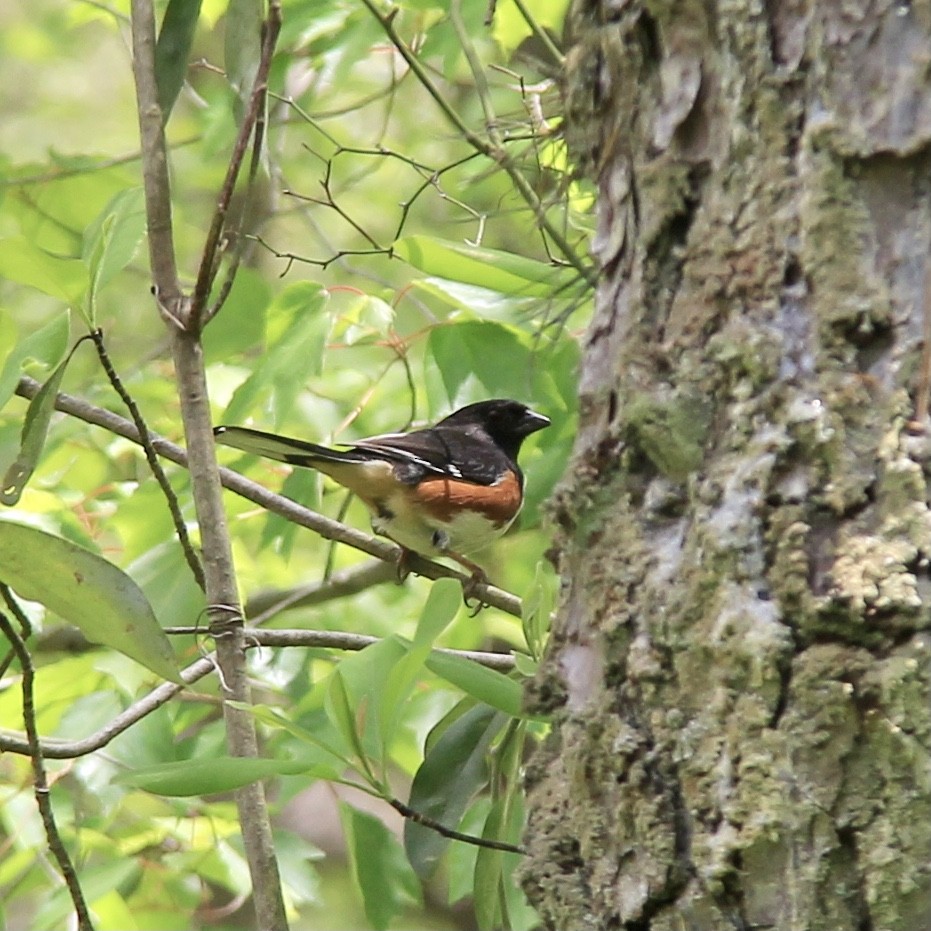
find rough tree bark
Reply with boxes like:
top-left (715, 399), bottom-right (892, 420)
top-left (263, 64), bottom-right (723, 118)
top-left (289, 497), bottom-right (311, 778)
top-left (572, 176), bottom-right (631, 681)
top-left (523, 3), bottom-right (931, 929)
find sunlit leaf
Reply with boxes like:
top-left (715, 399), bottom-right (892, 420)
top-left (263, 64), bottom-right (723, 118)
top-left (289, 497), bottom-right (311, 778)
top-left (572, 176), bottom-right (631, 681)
top-left (115, 755), bottom-right (318, 796)
top-left (0, 520), bottom-right (181, 682)
top-left (426, 650), bottom-right (526, 718)
top-left (0, 310), bottom-right (70, 413)
top-left (1, 345), bottom-right (74, 505)
top-left (395, 235), bottom-right (574, 297)
top-left (0, 237), bottom-right (86, 303)
top-left (34, 859), bottom-right (141, 931)
top-left (490, 0), bottom-right (570, 55)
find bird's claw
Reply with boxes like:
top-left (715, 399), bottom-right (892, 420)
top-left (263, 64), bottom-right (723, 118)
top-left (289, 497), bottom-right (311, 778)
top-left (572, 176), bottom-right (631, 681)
top-left (395, 548), bottom-right (414, 583)
top-left (462, 571), bottom-right (490, 616)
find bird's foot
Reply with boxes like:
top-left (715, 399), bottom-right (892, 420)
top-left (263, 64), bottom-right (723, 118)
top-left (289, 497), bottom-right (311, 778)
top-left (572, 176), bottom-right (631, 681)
top-left (395, 547), bottom-right (415, 583)
top-left (446, 553), bottom-right (491, 614)
top-left (462, 570), bottom-right (491, 616)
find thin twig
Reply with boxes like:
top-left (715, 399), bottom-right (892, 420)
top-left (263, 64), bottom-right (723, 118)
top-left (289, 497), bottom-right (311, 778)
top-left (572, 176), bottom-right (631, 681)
top-left (0, 655), bottom-right (217, 758)
top-left (359, 0), bottom-right (596, 287)
top-left (0, 633), bottom-right (517, 758)
top-left (509, 0), bottom-right (564, 67)
top-left (0, 611), bottom-right (96, 930)
top-left (90, 329), bottom-right (205, 589)
top-left (0, 583), bottom-right (32, 679)
top-left (389, 796), bottom-right (526, 855)
top-left (191, 2), bottom-right (282, 330)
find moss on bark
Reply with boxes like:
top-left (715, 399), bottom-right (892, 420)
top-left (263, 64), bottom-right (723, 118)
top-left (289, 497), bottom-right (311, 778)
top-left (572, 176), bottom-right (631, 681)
top-left (523, 2), bottom-right (931, 928)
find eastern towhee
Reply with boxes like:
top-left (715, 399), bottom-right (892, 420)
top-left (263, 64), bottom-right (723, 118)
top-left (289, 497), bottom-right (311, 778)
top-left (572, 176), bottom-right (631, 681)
top-left (214, 399), bottom-right (551, 587)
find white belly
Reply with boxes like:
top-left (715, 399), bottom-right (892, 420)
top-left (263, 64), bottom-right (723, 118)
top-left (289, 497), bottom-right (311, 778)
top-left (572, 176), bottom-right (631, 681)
top-left (371, 487), bottom-right (518, 557)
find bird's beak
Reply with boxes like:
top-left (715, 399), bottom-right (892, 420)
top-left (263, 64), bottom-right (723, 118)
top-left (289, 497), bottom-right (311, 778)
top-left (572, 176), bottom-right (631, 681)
top-left (524, 409), bottom-right (551, 434)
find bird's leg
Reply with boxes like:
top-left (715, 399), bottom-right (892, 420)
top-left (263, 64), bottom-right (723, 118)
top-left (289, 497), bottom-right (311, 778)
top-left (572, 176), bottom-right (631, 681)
top-left (395, 547), bottom-right (415, 583)
top-left (445, 551), bottom-right (491, 613)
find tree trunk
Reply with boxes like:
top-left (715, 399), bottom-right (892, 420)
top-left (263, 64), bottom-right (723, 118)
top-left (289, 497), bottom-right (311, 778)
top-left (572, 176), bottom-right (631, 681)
top-left (523, 3), bottom-right (931, 928)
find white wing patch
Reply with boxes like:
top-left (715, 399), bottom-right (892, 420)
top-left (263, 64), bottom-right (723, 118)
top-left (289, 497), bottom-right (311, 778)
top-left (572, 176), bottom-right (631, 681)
top-left (350, 439), bottom-right (462, 478)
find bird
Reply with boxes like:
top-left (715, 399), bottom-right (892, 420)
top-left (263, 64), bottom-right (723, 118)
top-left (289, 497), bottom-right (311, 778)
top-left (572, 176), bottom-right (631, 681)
top-left (214, 399), bottom-right (551, 590)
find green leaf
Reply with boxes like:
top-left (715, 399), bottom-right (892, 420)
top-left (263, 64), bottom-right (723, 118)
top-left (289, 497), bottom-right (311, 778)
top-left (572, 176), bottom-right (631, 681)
top-left (155, 0), bottom-right (204, 119)
top-left (0, 521), bottom-right (181, 682)
top-left (395, 236), bottom-right (574, 297)
top-left (222, 282), bottom-right (329, 425)
top-left (1, 343), bottom-right (75, 505)
top-left (225, 0), bottom-right (263, 109)
top-left (404, 704), bottom-right (503, 879)
top-left (115, 755), bottom-right (316, 796)
top-left (0, 237), bottom-right (87, 303)
top-left (476, 723), bottom-right (531, 930)
top-left (231, 701), bottom-right (354, 776)
top-left (427, 319), bottom-right (535, 405)
top-left (127, 540), bottom-right (207, 631)
top-left (426, 650), bottom-right (526, 718)
top-left (325, 667), bottom-right (372, 777)
top-left (329, 292), bottom-right (395, 345)
top-left (414, 577), bottom-right (461, 646)
top-left (341, 804), bottom-right (420, 930)
top-left (82, 188), bottom-right (146, 322)
top-left (326, 636), bottom-right (408, 773)
top-left (379, 581), bottom-right (461, 750)
top-left (414, 277), bottom-right (536, 322)
top-left (202, 266), bottom-right (270, 361)
top-left (521, 561), bottom-right (554, 661)
top-left (0, 310), bottom-right (70, 413)
top-left (35, 858), bottom-right (141, 931)
top-left (490, 0), bottom-right (570, 55)
top-left (474, 796), bottom-right (508, 931)
top-left (498, 792), bottom-right (539, 930)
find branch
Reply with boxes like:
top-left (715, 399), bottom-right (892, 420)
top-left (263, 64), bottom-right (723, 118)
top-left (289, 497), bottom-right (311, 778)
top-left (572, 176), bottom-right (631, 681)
top-left (130, 0), bottom-right (184, 325)
top-left (0, 631), bottom-right (516, 758)
top-left (243, 559), bottom-right (396, 620)
top-left (15, 376), bottom-right (527, 618)
top-left (0, 610), bottom-right (95, 930)
top-left (129, 1), bottom-right (288, 927)
top-left (192, 2), bottom-right (282, 330)
top-left (389, 796), bottom-right (525, 855)
top-left (0, 654), bottom-right (217, 758)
